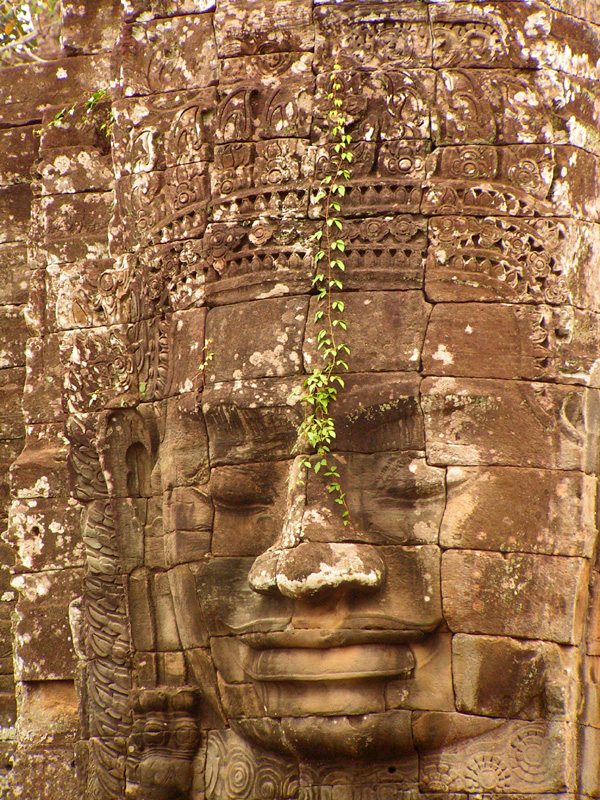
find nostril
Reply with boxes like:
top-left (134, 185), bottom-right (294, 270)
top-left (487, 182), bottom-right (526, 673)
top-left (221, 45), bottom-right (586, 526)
top-left (276, 542), bottom-right (385, 600)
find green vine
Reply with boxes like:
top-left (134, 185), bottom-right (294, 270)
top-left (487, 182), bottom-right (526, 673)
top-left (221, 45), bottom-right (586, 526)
top-left (295, 63), bottom-right (353, 525)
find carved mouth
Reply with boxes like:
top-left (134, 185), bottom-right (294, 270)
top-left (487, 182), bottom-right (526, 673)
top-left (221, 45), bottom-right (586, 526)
top-left (242, 624), bottom-right (432, 649)
top-left (244, 643), bottom-right (415, 682)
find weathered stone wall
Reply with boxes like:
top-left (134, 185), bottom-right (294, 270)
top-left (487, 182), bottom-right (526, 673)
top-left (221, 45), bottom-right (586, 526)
top-left (2, 1), bottom-right (600, 799)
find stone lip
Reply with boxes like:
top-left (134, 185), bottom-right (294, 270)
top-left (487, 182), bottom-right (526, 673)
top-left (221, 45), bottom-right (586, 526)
top-left (242, 626), bottom-right (433, 649)
top-left (245, 643), bottom-right (416, 682)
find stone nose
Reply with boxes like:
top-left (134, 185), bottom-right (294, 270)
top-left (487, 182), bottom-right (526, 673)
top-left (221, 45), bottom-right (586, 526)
top-left (248, 542), bottom-right (386, 600)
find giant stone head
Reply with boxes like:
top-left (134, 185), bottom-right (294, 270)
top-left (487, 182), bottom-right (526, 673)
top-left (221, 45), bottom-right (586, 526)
top-left (46, 2), bottom-right (600, 798)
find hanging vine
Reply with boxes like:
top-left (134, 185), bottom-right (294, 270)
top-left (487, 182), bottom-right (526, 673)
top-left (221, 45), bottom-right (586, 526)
top-left (294, 63), bottom-right (353, 525)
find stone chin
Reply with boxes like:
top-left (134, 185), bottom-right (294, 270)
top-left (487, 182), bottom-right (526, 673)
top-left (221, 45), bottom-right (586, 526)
top-left (232, 711), bottom-right (415, 761)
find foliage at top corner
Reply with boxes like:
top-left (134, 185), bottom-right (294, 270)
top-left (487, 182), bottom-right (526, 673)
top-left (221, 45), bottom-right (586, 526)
top-left (0, 1), bottom-right (61, 66)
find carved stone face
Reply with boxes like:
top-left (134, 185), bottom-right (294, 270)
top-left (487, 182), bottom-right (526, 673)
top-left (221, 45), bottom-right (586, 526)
top-left (75, 0), bottom-right (600, 793)
top-left (193, 275), bottom-right (598, 765)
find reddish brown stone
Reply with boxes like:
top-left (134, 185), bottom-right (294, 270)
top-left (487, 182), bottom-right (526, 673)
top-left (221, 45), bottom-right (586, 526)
top-left (313, 69), bottom-right (434, 145)
top-left (7, 498), bottom-right (83, 572)
top-left (111, 88), bottom-right (216, 177)
top-left (452, 633), bottom-right (577, 719)
top-left (205, 296), bottom-right (308, 382)
top-left (38, 147), bottom-right (114, 195)
top-left (430, 1), bottom-right (600, 79)
top-left (210, 460), bottom-right (290, 556)
top-left (0, 55), bottom-right (111, 127)
top-left (304, 291), bottom-right (431, 374)
top-left (12, 569), bottom-right (83, 680)
top-left (0, 126), bottom-right (39, 188)
top-left (304, 452), bottom-right (444, 546)
top-left (120, 15), bottom-right (218, 97)
top-left (0, 368), bottom-right (25, 440)
top-left (203, 376), bottom-right (304, 465)
top-left (441, 466), bottom-right (596, 557)
top-left (114, 162), bottom-right (209, 252)
top-left (60, 0), bottom-right (122, 54)
top-left (0, 306), bottom-right (27, 369)
top-left (442, 550), bottom-right (589, 643)
top-left (22, 336), bottom-right (65, 425)
top-left (422, 303), bottom-right (600, 385)
top-left (204, 219), bottom-right (316, 305)
top-left (34, 192), bottom-right (112, 265)
top-left (424, 216), bottom-right (600, 310)
top-left (0, 244), bottom-right (30, 305)
top-left (422, 377), bottom-right (599, 471)
top-left (217, 54), bottom-right (314, 142)
top-left (214, 0), bottom-right (313, 57)
top-left (315, 2), bottom-right (431, 72)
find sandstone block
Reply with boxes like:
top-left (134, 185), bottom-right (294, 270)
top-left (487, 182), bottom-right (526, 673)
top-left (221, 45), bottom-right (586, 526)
top-left (60, 0), bottom-right (121, 54)
top-left (302, 451), bottom-right (444, 546)
top-left (167, 565), bottom-right (209, 649)
top-left (0, 439), bottom-right (23, 514)
top-left (386, 631), bottom-right (454, 712)
top-left (12, 568), bottom-right (83, 680)
top-left (122, 0), bottom-right (215, 22)
top-left (441, 466), bottom-right (596, 557)
top-left (315, 2), bottom-right (430, 72)
top-left (210, 460), bottom-right (290, 556)
top-left (332, 373), bottom-right (424, 454)
top-left (203, 376), bottom-right (304, 465)
top-left (304, 291), bottom-right (431, 374)
top-left (452, 633), bottom-right (578, 720)
top-left (214, 0), bottom-right (313, 57)
top-left (211, 139), bottom-right (315, 222)
top-left (165, 308), bottom-right (207, 395)
top-left (0, 243), bottom-right (30, 305)
top-left (22, 336), bottom-right (65, 425)
top-left (0, 55), bottom-right (110, 127)
top-left (114, 162), bottom-right (209, 252)
top-left (353, 544), bottom-right (442, 634)
top-left (34, 192), bottom-right (113, 265)
top-left (112, 89), bottom-right (216, 177)
top-left (442, 550), bottom-right (589, 643)
top-left (313, 69), bottom-right (434, 145)
top-left (206, 296), bottom-right (308, 382)
top-left (217, 53), bottom-right (314, 142)
top-left (7, 497), bottom-right (83, 572)
top-left (8, 745), bottom-right (81, 800)
top-left (422, 302), bottom-right (600, 386)
top-left (0, 126), bottom-right (39, 188)
top-left (419, 717), bottom-right (567, 793)
top-left (422, 377), bottom-right (599, 471)
top-left (0, 367), bottom-right (25, 440)
top-left (0, 306), bottom-right (27, 369)
top-left (159, 394), bottom-right (210, 488)
top-left (196, 556), bottom-right (293, 637)
top-left (422, 143), bottom-right (555, 218)
top-left (12, 424), bottom-right (69, 498)
top-left (430, 1), bottom-right (600, 80)
top-left (0, 185), bottom-right (32, 244)
top-left (38, 147), bottom-right (114, 196)
top-left (204, 219), bottom-right (317, 306)
top-left (163, 486), bottom-right (213, 534)
top-left (424, 216), bottom-right (600, 311)
top-left (435, 68), bottom-right (600, 151)
top-left (120, 15), bottom-right (218, 97)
